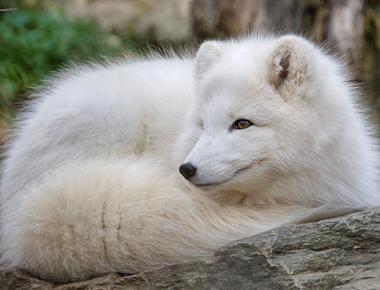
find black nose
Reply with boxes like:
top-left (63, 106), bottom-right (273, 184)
top-left (179, 162), bottom-right (197, 180)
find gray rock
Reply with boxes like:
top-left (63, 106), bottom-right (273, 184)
top-left (1, 208), bottom-right (379, 290)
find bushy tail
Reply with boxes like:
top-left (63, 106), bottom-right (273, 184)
top-left (0, 158), bottom-right (351, 282)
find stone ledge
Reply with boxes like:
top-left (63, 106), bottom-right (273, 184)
top-left (1, 207), bottom-right (379, 290)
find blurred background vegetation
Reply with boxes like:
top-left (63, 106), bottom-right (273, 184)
top-left (0, 0), bottom-right (380, 147)
top-left (0, 0), bottom-right (153, 146)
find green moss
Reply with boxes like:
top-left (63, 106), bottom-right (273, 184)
top-left (0, 6), bottom-right (141, 121)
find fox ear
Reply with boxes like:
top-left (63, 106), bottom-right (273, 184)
top-left (268, 35), bottom-right (311, 99)
top-left (196, 41), bottom-right (221, 81)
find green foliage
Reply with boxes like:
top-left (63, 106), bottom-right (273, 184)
top-left (0, 8), bottom-right (127, 118)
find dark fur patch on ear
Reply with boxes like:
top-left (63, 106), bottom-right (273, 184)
top-left (268, 35), bottom-right (310, 98)
top-left (279, 52), bottom-right (290, 80)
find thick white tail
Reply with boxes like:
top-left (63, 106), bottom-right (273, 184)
top-left (0, 158), bottom-right (346, 282)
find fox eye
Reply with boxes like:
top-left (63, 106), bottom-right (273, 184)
top-left (232, 119), bottom-right (253, 130)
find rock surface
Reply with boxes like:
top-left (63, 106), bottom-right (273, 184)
top-left (1, 207), bottom-right (379, 289)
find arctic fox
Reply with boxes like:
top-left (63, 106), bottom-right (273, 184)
top-left (0, 35), bottom-right (379, 282)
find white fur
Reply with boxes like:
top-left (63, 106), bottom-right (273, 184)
top-left (1, 35), bottom-right (379, 282)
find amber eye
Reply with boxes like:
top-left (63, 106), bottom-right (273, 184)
top-left (232, 119), bottom-right (253, 130)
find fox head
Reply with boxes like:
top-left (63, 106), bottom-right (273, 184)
top-left (177, 35), bottom-right (372, 203)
